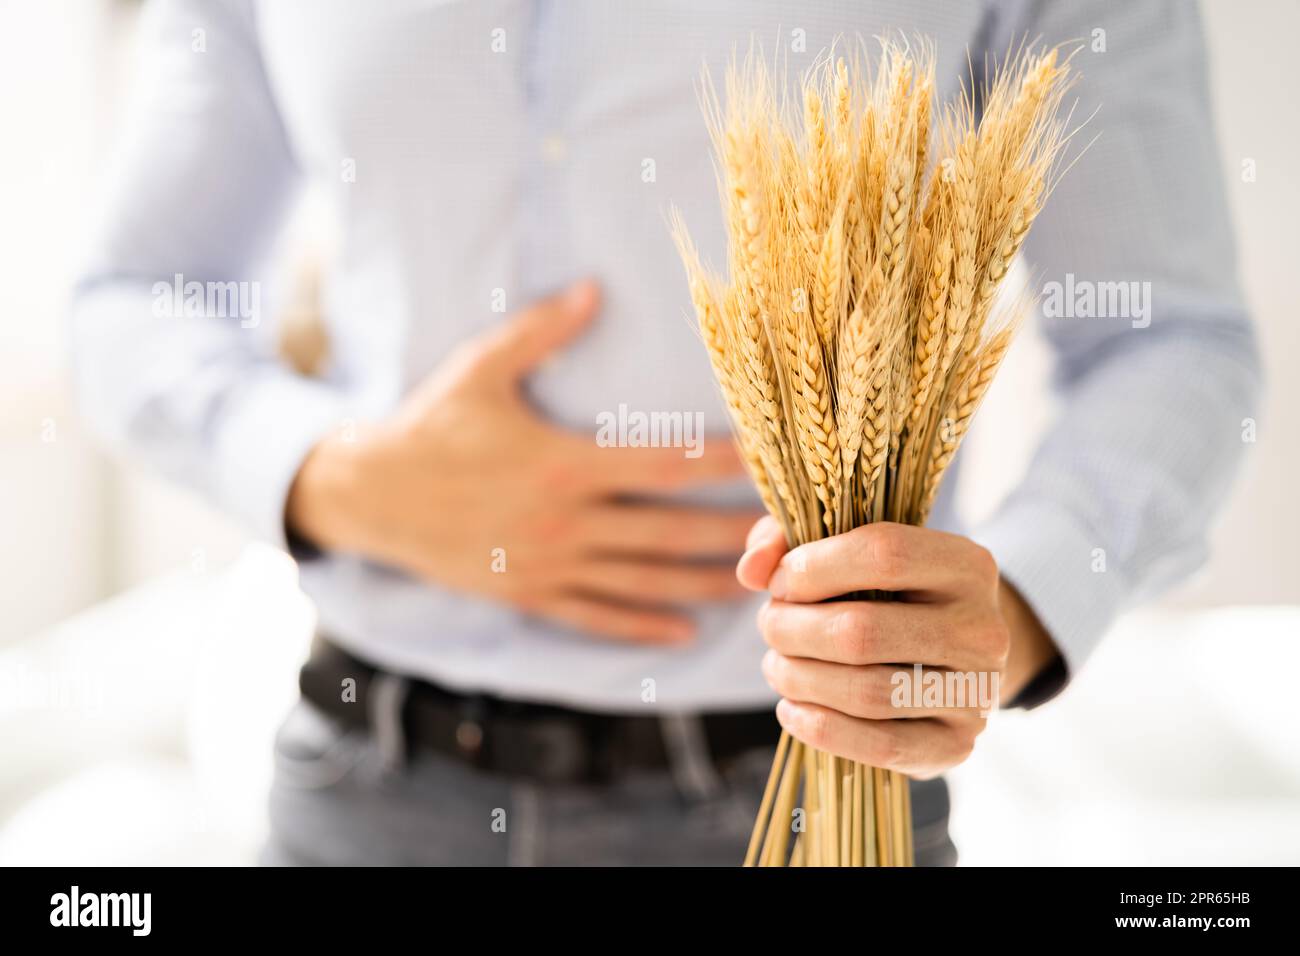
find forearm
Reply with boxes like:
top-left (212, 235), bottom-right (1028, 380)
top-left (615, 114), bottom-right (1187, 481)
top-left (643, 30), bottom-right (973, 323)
top-left (998, 579), bottom-right (1058, 704)
top-left (65, 0), bottom-right (360, 545)
top-left (70, 283), bottom-right (352, 546)
top-left (964, 0), bottom-right (1261, 698)
top-left (975, 320), bottom-right (1260, 689)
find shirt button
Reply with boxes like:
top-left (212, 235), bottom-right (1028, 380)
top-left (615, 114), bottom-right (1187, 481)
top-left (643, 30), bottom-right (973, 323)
top-left (540, 133), bottom-right (567, 163)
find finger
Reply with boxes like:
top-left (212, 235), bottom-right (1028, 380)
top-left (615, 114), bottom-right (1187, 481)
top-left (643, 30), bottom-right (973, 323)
top-left (762, 651), bottom-right (989, 720)
top-left (736, 516), bottom-right (788, 591)
top-left (590, 437), bottom-right (748, 492)
top-left (775, 699), bottom-right (980, 778)
top-left (746, 515), bottom-right (783, 551)
top-left (575, 504), bottom-right (760, 559)
top-left (535, 594), bottom-right (695, 645)
top-left (559, 558), bottom-right (747, 605)
top-left (768, 522), bottom-right (999, 603)
top-left (758, 599), bottom-right (981, 669)
top-left (471, 280), bottom-right (601, 381)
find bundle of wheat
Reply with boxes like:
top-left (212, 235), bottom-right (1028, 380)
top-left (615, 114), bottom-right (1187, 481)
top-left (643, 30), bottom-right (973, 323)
top-left (672, 38), bottom-right (1075, 867)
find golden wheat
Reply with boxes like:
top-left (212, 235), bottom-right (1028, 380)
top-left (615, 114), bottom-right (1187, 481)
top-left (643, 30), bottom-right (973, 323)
top-left (673, 37), bottom-right (1074, 866)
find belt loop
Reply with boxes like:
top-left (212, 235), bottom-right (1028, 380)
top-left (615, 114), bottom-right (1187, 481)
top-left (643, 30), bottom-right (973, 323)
top-left (368, 673), bottom-right (411, 773)
top-left (658, 713), bottom-right (725, 803)
top-left (507, 782), bottom-right (543, 867)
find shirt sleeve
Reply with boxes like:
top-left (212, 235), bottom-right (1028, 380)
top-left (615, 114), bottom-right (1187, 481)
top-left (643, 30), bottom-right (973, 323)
top-left (69, 0), bottom-right (350, 550)
top-left (969, 0), bottom-right (1263, 686)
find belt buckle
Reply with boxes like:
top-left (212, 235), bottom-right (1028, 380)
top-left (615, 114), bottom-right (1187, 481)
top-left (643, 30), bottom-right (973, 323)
top-left (516, 718), bottom-right (593, 784)
top-left (455, 716), bottom-right (486, 761)
top-left (454, 696), bottom-right (490, 768)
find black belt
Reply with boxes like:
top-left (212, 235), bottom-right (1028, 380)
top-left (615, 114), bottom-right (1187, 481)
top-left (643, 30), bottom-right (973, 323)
top-left (299, 635), bottom-right (780, 785)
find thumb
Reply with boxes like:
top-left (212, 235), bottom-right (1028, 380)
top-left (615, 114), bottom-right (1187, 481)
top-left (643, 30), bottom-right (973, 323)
top-left (736, 516), bottom-right (788, 591)
top-left (472, 280), bottom-right (600, 382)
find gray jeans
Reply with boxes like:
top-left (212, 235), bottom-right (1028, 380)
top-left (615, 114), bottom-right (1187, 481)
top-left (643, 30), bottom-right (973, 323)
top-left (261, 694), bottom-right (957, 866)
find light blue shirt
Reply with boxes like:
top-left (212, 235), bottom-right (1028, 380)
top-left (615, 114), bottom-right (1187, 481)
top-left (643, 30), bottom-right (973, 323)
top-left (71, 0), bottom-right (1259, 711)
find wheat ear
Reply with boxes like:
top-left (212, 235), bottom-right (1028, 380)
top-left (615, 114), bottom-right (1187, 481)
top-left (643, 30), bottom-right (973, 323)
top-left (919, 325), bottom-right (1015, 519)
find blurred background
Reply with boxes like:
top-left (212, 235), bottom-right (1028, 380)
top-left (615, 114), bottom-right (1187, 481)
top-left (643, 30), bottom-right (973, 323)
top-left (1, 0), bottom-right (1296, 865)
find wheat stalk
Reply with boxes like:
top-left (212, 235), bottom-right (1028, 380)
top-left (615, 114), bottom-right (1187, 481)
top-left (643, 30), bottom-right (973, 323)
top-left (919, 323), bottom-right (1016, 520)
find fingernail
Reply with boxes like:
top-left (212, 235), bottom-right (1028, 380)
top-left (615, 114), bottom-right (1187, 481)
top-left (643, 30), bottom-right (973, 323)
top-left (775, 698), bottom-right (798, 728)
top-left (745, 520), bottom-right (777, 551)
top-left (768, 564), bottom-right (789, 599)
top-left (565, 280), bottom-right (595, 310)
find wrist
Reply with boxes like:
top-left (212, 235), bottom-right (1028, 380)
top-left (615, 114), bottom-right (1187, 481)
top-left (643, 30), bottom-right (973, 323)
top-left (285, 428), bottom-right (371, 554)
top-left (997, 578), bottom-right (1060, 704)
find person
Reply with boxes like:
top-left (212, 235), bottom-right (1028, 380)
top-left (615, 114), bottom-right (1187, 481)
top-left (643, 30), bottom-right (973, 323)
top-left (70, 0), bottom-right (1259, 865)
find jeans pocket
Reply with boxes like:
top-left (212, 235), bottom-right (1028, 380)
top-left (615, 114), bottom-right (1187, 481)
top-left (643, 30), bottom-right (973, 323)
top-left (272, 699), bottom-right (368, 791)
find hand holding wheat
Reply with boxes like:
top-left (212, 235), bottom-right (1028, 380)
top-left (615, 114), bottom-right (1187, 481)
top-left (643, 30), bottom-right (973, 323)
top-left (671, 38), bottom-right (1075, 866)
top-left (738, 516), bottom-right (1056, 770)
